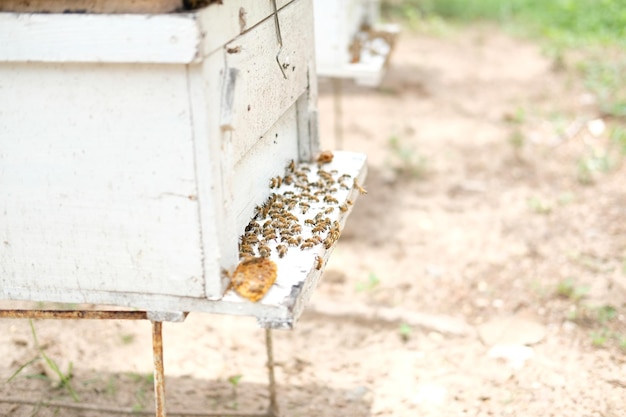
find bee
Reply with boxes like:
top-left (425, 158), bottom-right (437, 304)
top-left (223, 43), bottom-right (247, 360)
top-left (299, 202), bottom-right (310, 214)
top-left (300, 166), bottom-right (311, 173)
top-left (317, 169), bottom-right (332, 178)
top-left (300, 242), bottom-right (315, 250)
top-left (287, 236), bottom-right (302, 247)
top-left (242, 234), bottom-right (258, 245)
top-left (339, 203), bottom-right (349, 213)
top-left (287, 159), bottom-right (295, 173)
top-left (312, 224), bottom-right (327, 234)
top-left (269, 176), bottom-right (282, 189)
top-left (294, 182), bottom-right (310, 192)
top-left (276, 244), bottom-right (288, 258)
top-left (314, 255), bottom-right (323, 270)
top-left (263, 220), bottom-right (273, 230)
top-left (328, 187), bottom-right (338, 193)
top-left (314, 190), bottom-right (326, 196)
top-left (323, 195), bottom-right (338, 204)
top-left (339, 181), bottom-right (350, 190)
top-left (263, 230), bottom-right (277, 241)
top-left (354, 178), bottom-right (368, 195)
top-left (258, 245), bottom-right (271, 258)
top-left (324, 207), bottom-right (334, 214)
top-left (283, 190), bottom-right (295, 197)
top-left (286, 199), bottom-right (298, 210)
top-left (323, 237), bottom-right (334, 249)
top-left (304, 219), bottom-right (316, 226)
top-left (347, 199), bottom-right (353, 206)
top-left (306, 235), bottom-right (322, 244)
top-left (339, 174), bottom-right (351, 181)
top-left (245, 221), bottom-right (259, 232)
top-left (316, 150), bottom-right (334, 164)
top-left (330, 169), bottom-right (338, 175)
top-left (283, 175), bottom-right (294, 185)
top-left (291, 224), bottom-right (302, 233)
top-left (284, 212), bottom-right (299, 222)
top-left (314, 212), bottom-right (326, 221)
top-left (239, 243), bottom-right (254, 254)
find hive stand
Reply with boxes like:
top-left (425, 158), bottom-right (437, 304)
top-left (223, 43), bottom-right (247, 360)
top-left (0, 1), bottom-right (367, 416)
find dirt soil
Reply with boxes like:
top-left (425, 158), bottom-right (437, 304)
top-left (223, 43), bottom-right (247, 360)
top-left (2, 25), bottom-right (626, 417)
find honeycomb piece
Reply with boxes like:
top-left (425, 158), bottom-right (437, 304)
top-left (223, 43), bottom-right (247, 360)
top-left (231, 257), bottom-right (278, 302)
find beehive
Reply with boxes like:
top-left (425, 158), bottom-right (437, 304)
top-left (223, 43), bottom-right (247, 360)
top-left (0, 0), bottom-right (367, 328)
top-left (313, 0), bottom-right (399, 86)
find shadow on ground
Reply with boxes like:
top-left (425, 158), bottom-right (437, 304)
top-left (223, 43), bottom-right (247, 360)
top-left (0, 370), bottom-right (372, 417)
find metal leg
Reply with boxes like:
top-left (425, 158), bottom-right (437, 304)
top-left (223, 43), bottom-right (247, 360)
top-left (152, 321), bottom-right (167, 417)
top-left (265, 328), bottom-right (279, 417)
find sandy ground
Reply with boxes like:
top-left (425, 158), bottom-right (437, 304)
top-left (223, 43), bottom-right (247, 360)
top-left (2, 24), bottom-right (626, 417)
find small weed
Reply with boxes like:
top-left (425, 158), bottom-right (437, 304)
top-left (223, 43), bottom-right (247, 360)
top-left (577, 150), bottom-right (612, 184)
top-left (6, 321), bottom-right (80, 401)
top-left (590, 329), bottom-right (610, 347)
top-left (386, 135), bottom-right (427, 179)
top-left (227, 374), bottom-right (243, 410)
top-left (527, 196), bottom-right (552, 214)
top-left (228, 374), bottom-right (243, 388)
top-left (120, 334), bottom-right (135, 345)
top-left (555, 278), bottom-right (588, 301)
top-left (356, 273), bottom-right (381, 292)
top-left (610, 125), bottom-right (626, 155)
top-left (105, 376), bottom-right (118, 397)
top-left (597, 305), bottom-right (618, 324)
top-left (398, 323), bottom-right (412, 342)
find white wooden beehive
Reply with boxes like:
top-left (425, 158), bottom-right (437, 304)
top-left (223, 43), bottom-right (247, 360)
top-left (313, 0), bottom-right (399, 86)
top-left (0, 0), bottom-right (367, 328)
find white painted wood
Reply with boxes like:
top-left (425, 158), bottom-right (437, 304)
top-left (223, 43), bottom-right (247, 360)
top-left (313, 0), bottom-right (397, 85)
top-left (197, 0), bottom-right (294, 57)
top-left (231, 103), bottom-right (300, 238)
top-left (0, 13), bottom-right (201, 63)
top-left (0, 0), bottom-right (366, 328)
top-left (0, 62), bottom-right (205, 298)
top-left (2, 152), bottom-right (368, 328)
top-left (221, 0), bottom-right (313, 165)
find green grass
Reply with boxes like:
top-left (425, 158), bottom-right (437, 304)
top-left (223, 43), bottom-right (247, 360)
top-left (383, 0), bottom-right (626, 118)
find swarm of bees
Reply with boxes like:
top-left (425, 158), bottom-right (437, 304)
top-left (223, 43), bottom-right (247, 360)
top-left (231, 151), bottom-right (366, 302)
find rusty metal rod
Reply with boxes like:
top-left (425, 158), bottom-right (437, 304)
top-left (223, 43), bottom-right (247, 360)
top-left (265, 328), bottom-right (279, 417)
top-left (152, 321), bottom-right (167, 417)
top-left (0, 309), bottom-right (149, 320)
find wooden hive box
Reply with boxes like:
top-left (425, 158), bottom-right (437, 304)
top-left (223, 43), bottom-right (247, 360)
top-left (0, 0), bottom-right (367, 328)
top-left (313, 0), bottom-right (399, 86)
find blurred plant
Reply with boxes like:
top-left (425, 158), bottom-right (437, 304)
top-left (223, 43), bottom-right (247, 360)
top-left (555, 278), bottom-right (588, 302)
top-left (120, 333), bottom-right (135, 345)
top-left (398, 323), bottom-right (412, 342)
top-left (7, 321), bottom-right (79, 402)
top-left (577, 149), bottom-right (612, 184)
top-left (387, 135), bottom-right (427, 179)
top-left (527, 196), bottom-right (552, 214)
top-left (356, 272), bottom-right (381, 292)
top-left (227, 374), bottom-right (243, 410)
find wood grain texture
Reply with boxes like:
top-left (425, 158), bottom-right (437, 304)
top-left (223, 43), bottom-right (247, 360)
top-left (0, 0), bottom-right (183, 13)
top-left (0, 12), bottom-right (201, 63)
top-left (0, 63), bottom-right (205, 298)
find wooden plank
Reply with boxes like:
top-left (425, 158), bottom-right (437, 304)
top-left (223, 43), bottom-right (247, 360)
top-left (195, 0), bottom-right (295, 57)
top-left (1, 151), bottom-right (368, 329)
top-left (185, 62), bottom-right (225, 300)
top-left (220, 0), bottom-right (314, 165)
top-left (0, 0), bottom-right (183, 14)
top-left (0, 62), bottom-right (205, 298)
top-left (0, 13), bottom-right (201, 63)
